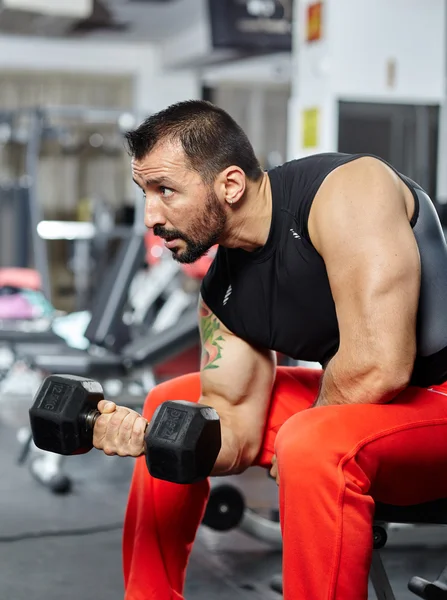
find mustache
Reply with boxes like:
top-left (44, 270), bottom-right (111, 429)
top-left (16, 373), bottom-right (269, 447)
top-left (153, 225), bottom-right (185, 242)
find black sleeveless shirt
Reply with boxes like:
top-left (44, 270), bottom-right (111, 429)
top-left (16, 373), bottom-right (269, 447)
top-left (200, 152), bottom-right (447, 387)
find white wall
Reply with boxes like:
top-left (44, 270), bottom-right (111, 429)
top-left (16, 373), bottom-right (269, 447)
top-left (331, 0), bottom-right (445, 103)
top-left (202, 52), bottom-right (291, 86)
top-left (288, 0), bottom-right (446, 160)
top-left (5, 0), bottom-right (92, 17)
top-left (145, 48), bottom-right (200, 114)
top-left (288, 0), bottom-right (338, 157)
top-left (0, 34), bottom-right (200, 116)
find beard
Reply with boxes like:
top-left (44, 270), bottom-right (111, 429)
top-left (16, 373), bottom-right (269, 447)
top-left (153, 188), bottom-right (227, 264)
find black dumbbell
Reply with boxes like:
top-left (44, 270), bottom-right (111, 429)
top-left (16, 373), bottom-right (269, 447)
top-left (29, 374), bottom-right (221, 484)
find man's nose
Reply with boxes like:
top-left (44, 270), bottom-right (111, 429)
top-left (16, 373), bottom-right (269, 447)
top-left (144, 194), bottom-right (166, 230)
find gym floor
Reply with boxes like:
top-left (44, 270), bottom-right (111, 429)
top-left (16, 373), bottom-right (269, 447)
top-left (1, 397), bottom-right (446, 600)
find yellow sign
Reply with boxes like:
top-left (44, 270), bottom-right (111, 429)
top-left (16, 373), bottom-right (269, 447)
top-left (302, 108), bottom-right (319, 148)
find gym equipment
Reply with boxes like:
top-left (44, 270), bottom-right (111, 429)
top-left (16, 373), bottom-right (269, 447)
top-left (14, 221), bottom-right (195, 377)
top-left (1, 196), bottom-right (146, 360)
top-left (202, 484), bottom-right (245, 531)
top-left (0, 106), bottom-right (139, 307)
top-left (0, 183), bottom-right (32, 271)
top-left (238, 496), bottom-right (447, 599)
top-left (0, 269), bottom-right (55, 323)
top-left (24, 304), bottom-right (199, 378)
top-left (409, 570), bottom-right (447, 598)
top-left (17, 304), bottom-right (200, 494)
top-left (12, 262), bottom-right (200, 492)
top-left (84, 233), bottom-right (147, 353)
top-left (374, 499), bottom-right (447, 599)
top-left (0, 110), bottom-right (52, 298)
top-left (37, 219), bottom-right (133, 313)
top-left (29, 374), bottom-right (221, 484)
top-left (0, 268), bottom-right (42, 290)
top-left (28, 453), bottom-right (72, 495)
top-left (12, 213), bottom-right (204, 494)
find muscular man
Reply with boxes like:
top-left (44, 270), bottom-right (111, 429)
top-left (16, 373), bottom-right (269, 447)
top-left (93, 100), bottom-right (447, 600)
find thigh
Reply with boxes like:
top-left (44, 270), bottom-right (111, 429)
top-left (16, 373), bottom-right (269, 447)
top-left (365, 383), bottom-right (447, 504)
top-left (274, 381), bottom-right (447, 504)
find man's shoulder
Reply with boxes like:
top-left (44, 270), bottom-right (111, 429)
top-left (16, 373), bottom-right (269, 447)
top-left (275, 152), bottom-right (353, 171)
top-left (269, 153), bottom-right (356, 188)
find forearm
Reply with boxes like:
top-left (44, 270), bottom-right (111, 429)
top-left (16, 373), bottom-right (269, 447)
top-left (210, 422), bottom-right (247, 476)
top-left (199, 395), bottom-right (251, 477)
top-left (198, 396), bottom-right (261, 476)
top-left (313, 352), bottom-right (409, 407)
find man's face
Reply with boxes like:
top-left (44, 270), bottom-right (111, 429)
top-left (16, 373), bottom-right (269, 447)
top-left (132, 140), bottom-right (227, 264)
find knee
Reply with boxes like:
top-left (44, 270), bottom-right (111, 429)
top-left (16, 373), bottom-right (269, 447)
top-left (274, 408), bottom-right (350, 479)
top-left (143, 373), bottom-right (201, 420)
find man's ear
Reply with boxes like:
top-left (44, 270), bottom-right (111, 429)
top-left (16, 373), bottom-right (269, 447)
top-left (220, 166), bottom-right (246, 207)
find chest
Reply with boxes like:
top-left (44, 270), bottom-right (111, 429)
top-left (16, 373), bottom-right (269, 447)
top-left (217, 240), bottom-right (340, 362)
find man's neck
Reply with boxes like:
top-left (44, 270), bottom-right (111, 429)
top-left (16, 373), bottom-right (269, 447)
top-left (221, 172), bottom-right (272, 252)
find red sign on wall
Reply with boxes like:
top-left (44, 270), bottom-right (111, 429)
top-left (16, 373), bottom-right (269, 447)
top-left (307, 2), bottom-right (323, 42)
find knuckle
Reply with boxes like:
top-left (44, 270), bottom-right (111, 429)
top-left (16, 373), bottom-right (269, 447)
top-left (93, 432), bottom-right (104, 447)
top-left (130, 435), bottom-right (143, 452)
top-left (103, 445), bottom-right (116, 456)
top-left (131, 422), bottom-right (145, 443)
top-left (129, 444), bottom-right (143, 457)
top-left (134, 417), bottom-right (147, 434)
top-left (120, 416), bottom-right (134, 432)
top-left (95, 414), bottom-right (108, 431)
top-left (110, 411), bottom-right (125, 426)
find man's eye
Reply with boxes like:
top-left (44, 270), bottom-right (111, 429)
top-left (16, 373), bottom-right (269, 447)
top-left (160, 186), bottom-right (174, 198)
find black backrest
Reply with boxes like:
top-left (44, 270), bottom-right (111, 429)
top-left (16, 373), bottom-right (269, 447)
top-left (84, 233), bottom-right (146, 353)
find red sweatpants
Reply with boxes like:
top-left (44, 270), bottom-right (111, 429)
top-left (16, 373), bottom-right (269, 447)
top-left (123, 367), bottom-right (447, 600)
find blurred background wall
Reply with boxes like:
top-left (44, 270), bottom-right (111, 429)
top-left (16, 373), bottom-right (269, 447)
top-left (0, 0), bottom-right (446, 308)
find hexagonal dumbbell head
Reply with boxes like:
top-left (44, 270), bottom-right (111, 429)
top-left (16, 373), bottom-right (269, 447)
top-left (144, 400), bottom-right (221, 484)
top-left (29, 374), bottom-right (104, 455)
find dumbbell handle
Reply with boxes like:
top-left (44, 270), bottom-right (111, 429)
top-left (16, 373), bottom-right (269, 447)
top-left (84, 409), bottom-right (101, 431)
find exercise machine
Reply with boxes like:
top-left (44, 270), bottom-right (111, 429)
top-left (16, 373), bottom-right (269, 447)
top-left (205, 479), bottom-right (447, 599)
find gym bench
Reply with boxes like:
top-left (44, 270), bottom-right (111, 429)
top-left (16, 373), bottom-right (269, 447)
top-left (371, 498), bottom-right (447, 599)
top-left (265, 498), bottom-right (447, 598)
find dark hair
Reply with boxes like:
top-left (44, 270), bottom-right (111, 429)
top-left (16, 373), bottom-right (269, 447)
top-left (124, 100), bottom-right (263, 184)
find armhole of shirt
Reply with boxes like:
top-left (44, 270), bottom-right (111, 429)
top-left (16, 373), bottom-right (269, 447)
top-left (200, 268), bottom-right (214, 309)
top-left (199, 247), bottom-right (226, 317)
top-left (296, 153), bottom-right (411, 247)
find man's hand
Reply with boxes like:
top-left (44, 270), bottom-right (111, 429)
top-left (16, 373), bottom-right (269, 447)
top-left (93, 400), bottom-right (148, 457)
top-left (270, 454), bottom-right (280, 486)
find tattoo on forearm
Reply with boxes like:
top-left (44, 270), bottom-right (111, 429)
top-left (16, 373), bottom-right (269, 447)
top-left (199, 304), bottom-right (225, 370)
